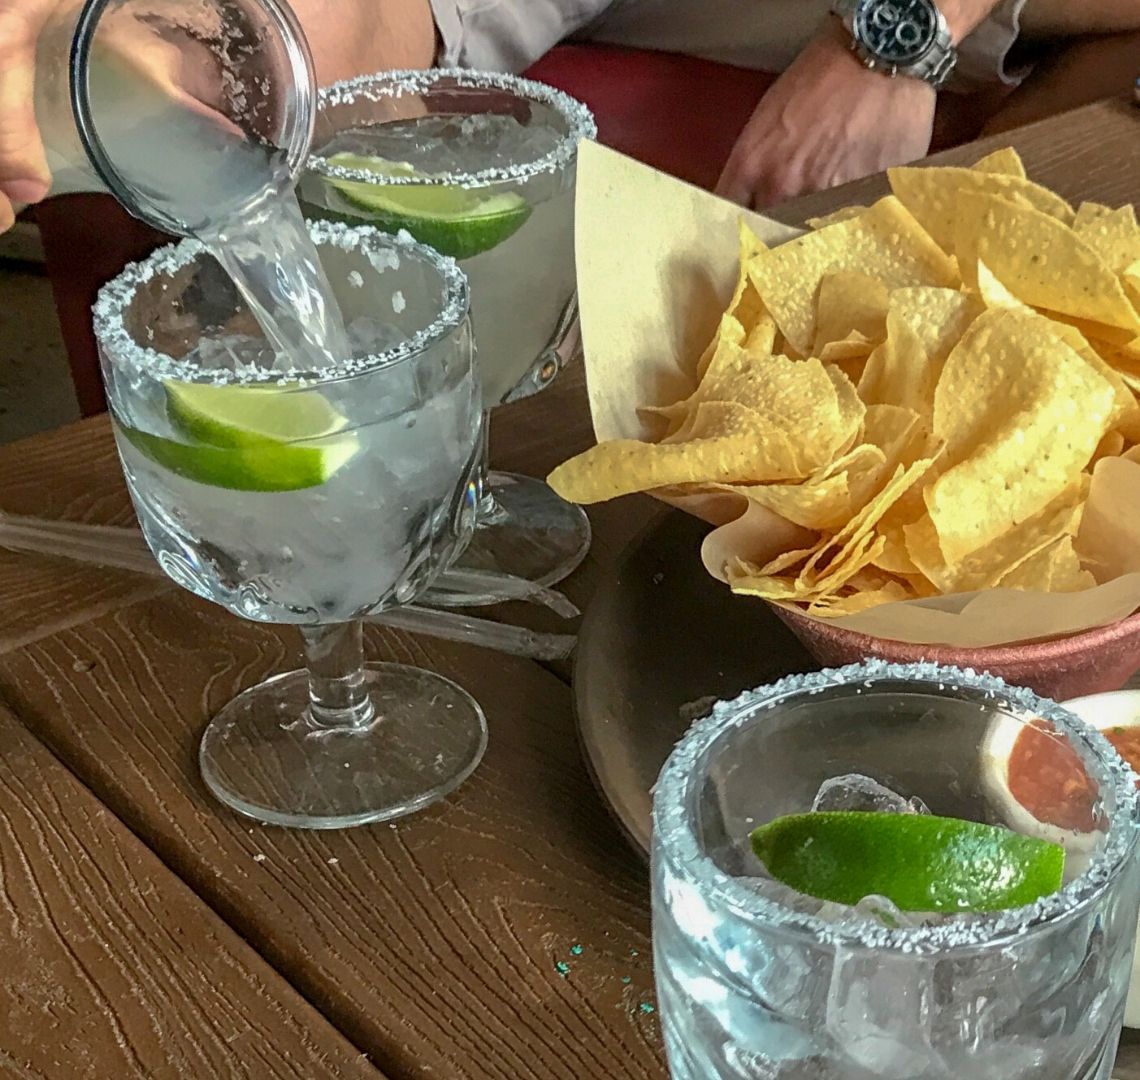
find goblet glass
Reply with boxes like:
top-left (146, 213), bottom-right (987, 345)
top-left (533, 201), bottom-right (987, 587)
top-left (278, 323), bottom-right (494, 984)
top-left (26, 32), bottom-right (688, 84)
top-left (300, 69), bottom-right (597, 605)
top-left (96, 220), bottom-right (486, 828)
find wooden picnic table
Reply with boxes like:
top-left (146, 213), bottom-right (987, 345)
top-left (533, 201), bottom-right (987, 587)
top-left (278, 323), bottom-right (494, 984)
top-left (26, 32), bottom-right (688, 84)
top-left (0, 96), bottom-right (1138, 1078)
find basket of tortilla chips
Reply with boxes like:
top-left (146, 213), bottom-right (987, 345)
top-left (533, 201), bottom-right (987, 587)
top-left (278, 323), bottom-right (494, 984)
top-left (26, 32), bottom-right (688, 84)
top-left (550, 143), bottom-right (1140, 677)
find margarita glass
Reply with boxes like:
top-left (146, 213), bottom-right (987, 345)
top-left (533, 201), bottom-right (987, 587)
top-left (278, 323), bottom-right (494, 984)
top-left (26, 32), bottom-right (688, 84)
top-left (299, 69), bottom-right (597, 604)
top-left (653, 661), bottom-right (1140, 1079)
top-left (96, 220), bottom-right (486, 829)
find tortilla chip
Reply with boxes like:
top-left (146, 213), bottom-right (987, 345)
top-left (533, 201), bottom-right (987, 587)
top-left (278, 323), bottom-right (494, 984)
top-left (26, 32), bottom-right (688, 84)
top-left (858, 311), bottom-right (939, 418)
top-left (887, 287), bottom-right (982, 363)
top-left (971, 147), bottom-right (1027, 178)
top-left (548, 400), bottom-right (818, 502)
top-left (888, 164), bottom-right (1073, 253)
top-left (997, 535), bottom-right (1095, 593)
top-left (925, 309), bottom-right (1116, 563)
top-left (748, 195), bottom-right (959, 355)
top-left (806, 205), bottom-right (870, 230)
top-left (906, 479), bottom-right (1088, 593)
top-left (953, 192), bottom-right (1140, 335)
top-left (1073, 205), bottom-right (1140, 274)
top-left (812, 271), bottom-right (890, 356)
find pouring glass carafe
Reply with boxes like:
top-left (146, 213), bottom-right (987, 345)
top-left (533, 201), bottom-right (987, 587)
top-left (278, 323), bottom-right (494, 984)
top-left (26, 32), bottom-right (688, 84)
top-left (32, 0), bottom-right (316, 234)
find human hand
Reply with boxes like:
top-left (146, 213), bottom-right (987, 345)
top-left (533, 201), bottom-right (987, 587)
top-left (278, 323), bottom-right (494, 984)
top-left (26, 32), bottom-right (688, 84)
top-left (715, 20), bottom-right (937, 210)
top-left (0, 0), bottom-right (58, 230)
top-left (0, 0), bottom-right (245, 233)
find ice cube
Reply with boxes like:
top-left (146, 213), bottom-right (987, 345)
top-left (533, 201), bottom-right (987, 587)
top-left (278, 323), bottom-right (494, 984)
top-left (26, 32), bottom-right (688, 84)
top-left (847, 894), bottom-right (919, 930)
top-left (458, 113), bottom-right (491, 138)
top-left (812, 774), bottom-right (930, 815)
top-left (826, 947), bottom-right (947, 1079)
top-left (192, 334), bottom-right (274, 372)
top-left (736, 875), bottom-right (827, 918)
top-left (346, 316), bottom-right (405, 356)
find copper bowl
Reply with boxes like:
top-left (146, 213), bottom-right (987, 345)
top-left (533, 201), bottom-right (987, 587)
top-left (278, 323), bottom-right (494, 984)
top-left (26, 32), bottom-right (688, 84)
top-left (771, 606), bottom-right (1140, 702)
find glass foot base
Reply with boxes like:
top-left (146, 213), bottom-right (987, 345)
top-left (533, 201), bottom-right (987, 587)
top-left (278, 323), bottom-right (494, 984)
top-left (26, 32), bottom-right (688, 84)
top-left (426, 471), bottom-right (591, 607)
top-left (199, 663), bottom-right (487, 829)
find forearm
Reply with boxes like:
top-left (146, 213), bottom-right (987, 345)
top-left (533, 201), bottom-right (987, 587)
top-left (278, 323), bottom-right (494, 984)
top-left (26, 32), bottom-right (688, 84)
top-left (1018, 0), bottom-right (1140, 38)
top-left (290, 0), bottom-right (436, 86)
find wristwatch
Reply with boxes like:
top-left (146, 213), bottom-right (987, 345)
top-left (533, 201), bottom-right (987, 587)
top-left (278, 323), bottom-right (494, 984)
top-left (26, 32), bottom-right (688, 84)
top-left (831, 0), bottom-right (958, 88)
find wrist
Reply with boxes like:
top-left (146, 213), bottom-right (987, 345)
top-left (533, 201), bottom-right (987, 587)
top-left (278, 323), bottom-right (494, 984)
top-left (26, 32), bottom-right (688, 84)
top-left (814, 17), bottom-right (892, 82)
top-left (819, 13), bottom-right (940, 94)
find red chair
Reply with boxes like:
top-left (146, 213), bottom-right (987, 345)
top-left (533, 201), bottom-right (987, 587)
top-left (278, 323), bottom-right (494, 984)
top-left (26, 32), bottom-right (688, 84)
top-left (30, 45), bottom-right (996, 417)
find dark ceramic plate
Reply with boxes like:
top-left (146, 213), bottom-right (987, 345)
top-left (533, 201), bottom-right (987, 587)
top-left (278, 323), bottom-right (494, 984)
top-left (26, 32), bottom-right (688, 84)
top-left (572, 510), bottom-right (814, 857)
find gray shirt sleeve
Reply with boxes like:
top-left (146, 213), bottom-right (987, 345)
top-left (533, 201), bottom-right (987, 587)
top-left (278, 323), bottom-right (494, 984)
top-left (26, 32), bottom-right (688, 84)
top-left (430, 0), bottom-right (613, 71)
top-left (952, 0), bottom-right (1033, 90)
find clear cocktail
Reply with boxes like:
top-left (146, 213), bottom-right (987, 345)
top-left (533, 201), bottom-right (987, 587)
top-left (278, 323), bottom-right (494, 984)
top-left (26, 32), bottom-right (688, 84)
top-left (98, 220), bottom-right (486, 829)
top-left (300, 70), bottom-right (597, 601)
top-left (652, 661), bottom-right (1140, 1078)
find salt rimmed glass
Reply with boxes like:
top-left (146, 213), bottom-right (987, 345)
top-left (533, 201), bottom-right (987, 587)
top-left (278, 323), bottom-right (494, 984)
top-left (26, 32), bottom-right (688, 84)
top-left (95, 220), bottom-right (486, 829)
top-left (299, 69), bottom-right (597, 605)
top-left (652, 660), bottom-right (1140, 1079)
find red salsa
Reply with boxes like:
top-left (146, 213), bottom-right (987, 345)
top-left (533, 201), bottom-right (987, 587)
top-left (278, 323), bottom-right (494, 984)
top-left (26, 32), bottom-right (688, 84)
top-left (1007, 719), bottom-right (1140, 833)
top-left (1106, 726), bottom-right (1140, 773)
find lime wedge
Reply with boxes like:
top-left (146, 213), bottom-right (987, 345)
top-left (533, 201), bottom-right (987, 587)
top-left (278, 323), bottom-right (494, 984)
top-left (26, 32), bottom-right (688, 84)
top-left (166, 382), bottom-right (349, 447)
top-left (122, 383), bottom-right (358, 492)
top-left (751, 811), bottom-right (1065, 913)
top-left (122, 427), bottom-right (358, 492)
top-left (323, 152), bottom-right (532, 259)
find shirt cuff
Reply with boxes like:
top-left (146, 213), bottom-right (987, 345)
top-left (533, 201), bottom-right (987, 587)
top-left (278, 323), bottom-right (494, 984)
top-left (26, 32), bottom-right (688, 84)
top-left (951, 0), bottom-right (1032, 91)
top-left (429, 0), bottom-right (464, 66)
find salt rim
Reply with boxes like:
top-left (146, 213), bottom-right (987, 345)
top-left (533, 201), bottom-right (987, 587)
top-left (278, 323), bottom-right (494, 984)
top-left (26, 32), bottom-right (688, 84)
top-left (653, 658), bottom-right (1140, 956)
top-left (310, 68), bottom-right (597, 190)
top-left (92, 218), bottom-right (469, 386)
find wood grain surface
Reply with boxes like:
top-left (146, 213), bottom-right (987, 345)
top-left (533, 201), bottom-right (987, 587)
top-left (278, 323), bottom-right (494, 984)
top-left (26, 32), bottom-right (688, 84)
top-left (0, 417), bottom-right (170, 654)
top-left (0, 97), bottom-right (1138, 1079)
top-left (0, 703), bottom-right (381, 1079)
top-left (0, 594), bottom-right (664, 1080)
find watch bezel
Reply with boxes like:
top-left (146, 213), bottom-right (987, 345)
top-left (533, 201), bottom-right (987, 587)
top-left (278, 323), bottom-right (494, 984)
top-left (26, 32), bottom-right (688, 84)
top-left (852, 0), bottom-right (940, 67)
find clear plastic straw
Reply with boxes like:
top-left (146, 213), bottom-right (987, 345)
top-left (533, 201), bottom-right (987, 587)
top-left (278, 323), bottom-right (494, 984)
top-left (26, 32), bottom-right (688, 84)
top-left (0, 511), bottom-right (577, 660)
top-left (374, 607), bottom-right (575, 660)
top-left (0, 511), bottom-right (578, 612)
top-left (426, 567), bottom-right (580, 617)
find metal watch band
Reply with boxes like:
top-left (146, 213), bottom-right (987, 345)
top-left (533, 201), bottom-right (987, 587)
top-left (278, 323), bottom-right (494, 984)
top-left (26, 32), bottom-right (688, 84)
top-left (831, 0), bottom-right (958, 89)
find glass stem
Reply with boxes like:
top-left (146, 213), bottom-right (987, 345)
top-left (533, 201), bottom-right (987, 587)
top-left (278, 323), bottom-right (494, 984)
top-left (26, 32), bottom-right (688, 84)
top-left (475, 410), bottom-right (504, 522)
top-left (300, 621), bottom-right (375, 730)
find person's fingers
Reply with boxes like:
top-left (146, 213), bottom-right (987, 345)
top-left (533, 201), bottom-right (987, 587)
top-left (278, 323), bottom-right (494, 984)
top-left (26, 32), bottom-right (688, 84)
top-left (0, 3), bottom-right (53, 206)
top-left (714, 150), bottom-right (756, 208)
top-left (750, 183), bottom-right (789, 212)
top-left (717, 148), bottom-right (791, 212)
top-left (0, 194), bottom-right (15, 233)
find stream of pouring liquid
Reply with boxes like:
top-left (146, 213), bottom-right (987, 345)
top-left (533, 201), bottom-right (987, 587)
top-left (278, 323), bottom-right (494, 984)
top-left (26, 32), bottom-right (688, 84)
top-left (82, 39), bottom-right (352, 370)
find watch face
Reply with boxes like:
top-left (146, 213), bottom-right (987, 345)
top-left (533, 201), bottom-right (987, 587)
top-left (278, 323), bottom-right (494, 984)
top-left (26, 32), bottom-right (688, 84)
top-left (854, 0), bottom-right (938, 65)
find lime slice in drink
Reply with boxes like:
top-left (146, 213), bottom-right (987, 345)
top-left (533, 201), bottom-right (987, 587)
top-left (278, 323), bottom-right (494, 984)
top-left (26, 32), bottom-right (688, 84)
top-left (122, 383), bottom-right (358, 492)
top-left (751, 811), bottom-right (1065, 913)
top-left (166, 382), bottom-right (349, 448)
top-left (323, 152), bottom-right (532, 259)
